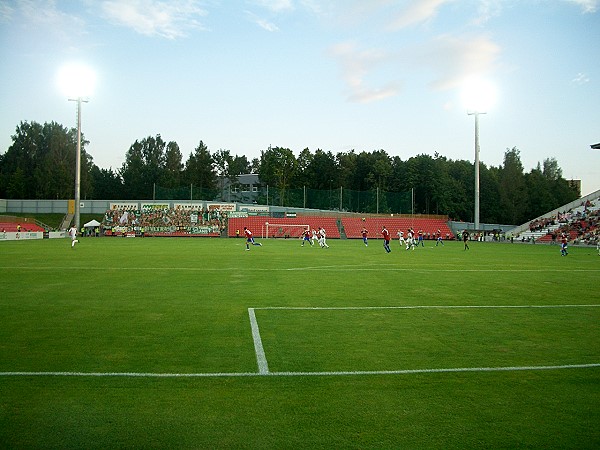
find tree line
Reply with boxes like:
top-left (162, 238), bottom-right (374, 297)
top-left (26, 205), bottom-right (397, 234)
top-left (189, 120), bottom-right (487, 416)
top-left (0, 120), bottom-right (578, 225)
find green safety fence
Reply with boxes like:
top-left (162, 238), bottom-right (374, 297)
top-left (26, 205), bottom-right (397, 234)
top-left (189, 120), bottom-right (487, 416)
top-left (152, 184), bottom-right (412, 214)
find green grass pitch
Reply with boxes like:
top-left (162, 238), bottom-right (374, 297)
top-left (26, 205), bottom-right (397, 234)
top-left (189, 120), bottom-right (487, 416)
top-left (1, 236), bottom-right (599, 448)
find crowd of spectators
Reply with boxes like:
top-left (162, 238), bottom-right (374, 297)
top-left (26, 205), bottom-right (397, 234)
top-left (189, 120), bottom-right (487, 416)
top-left (542, 200), bottom-right (599, 246)
top-left (529, 216), bottom-right (557, 232)
top-left (102, 205), bottom-right (228, 236)
top-left (554, 206), bottom-right (599, 245)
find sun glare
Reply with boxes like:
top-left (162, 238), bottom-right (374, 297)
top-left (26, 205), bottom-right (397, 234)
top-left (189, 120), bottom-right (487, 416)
top-left (461, 77), bottom-right (497, 113)
top-left (57, 63), bottom-right (96, 98)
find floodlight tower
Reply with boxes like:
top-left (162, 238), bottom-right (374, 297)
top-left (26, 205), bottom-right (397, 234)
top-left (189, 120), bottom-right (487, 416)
top-left (467, 110), bottom-right (485, 230)
top-left (462, 77), bottom-right (496, 232)
top-left (69, 97), bottom-right (88, 232)
top-left (58, 63), bottom-right (95, 232)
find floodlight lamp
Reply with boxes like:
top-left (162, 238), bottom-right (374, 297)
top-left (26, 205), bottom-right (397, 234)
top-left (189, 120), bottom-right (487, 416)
top-left (57, 63), bottom-right (96, 99)
top-left (461, 77), bottom-right (497, 113)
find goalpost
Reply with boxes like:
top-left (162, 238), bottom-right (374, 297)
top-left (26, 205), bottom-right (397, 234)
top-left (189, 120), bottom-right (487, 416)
top-left (264, 222), bottom-right (309, 239)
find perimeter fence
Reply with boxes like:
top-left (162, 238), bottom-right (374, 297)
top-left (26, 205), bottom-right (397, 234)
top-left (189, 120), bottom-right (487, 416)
top-left (153, 185), bottom-right (413, 215)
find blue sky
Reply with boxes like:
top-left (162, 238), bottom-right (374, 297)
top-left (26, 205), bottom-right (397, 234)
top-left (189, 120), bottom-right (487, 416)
top-left (1, 0), bottom-right (599, 195)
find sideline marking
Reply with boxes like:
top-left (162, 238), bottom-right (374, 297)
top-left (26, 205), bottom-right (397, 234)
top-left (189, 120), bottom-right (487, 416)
top-left (254, 304), bottom-right (600, 311)
top-left (0, 266), bottom-right (599, 273)
top-left (3, 305), bottom-right (597, 379)
top-left (1, 364), bottom-right (599, 378)
top-left (248, 308), bottom-right (269, 374)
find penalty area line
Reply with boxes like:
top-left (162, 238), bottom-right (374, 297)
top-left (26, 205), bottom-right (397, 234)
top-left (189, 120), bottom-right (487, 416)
top-left (253, 304), bottom-right (600, 311)
top-left (248, 307), bottom-right (269, 374)
top-left (0, 363), bottom-right (598, 378)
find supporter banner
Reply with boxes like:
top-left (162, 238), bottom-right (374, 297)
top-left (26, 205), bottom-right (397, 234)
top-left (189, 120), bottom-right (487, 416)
top-left (49, 231), bottom-right (67, 239)
top-left (207, 203), bottom-right (236, 212)
top-left (118, 210), bottom-right (131, 225)
top-left (240, 205), bottom-right (269, 213)
top-left (110, 226), bottom-right (131, 234)
top-left (141, 203), bottom-right (169, 211)
top-left (110, 202), bottom-right (138, 210)
top-left (107, 225), bottom-right (220, 235)
top-left (189, 226), bottom-right (220, 234)
top-left (146, 226), bottom-right (177, 233)
top-left (142, 226), bottom-right (219, 234)
top-left (228, 212), bottom-right (249, 218)
top-left (0, 232), bottom-right (44, 241)
top-left (173, 203), bottom-right (203, 210)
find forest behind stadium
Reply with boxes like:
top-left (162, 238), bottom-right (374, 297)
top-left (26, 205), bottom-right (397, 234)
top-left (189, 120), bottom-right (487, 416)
top-left (0, 120), bottom-right (578, 224)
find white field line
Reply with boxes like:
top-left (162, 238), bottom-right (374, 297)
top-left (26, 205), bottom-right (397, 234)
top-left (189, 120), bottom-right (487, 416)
top-left (0, 266), bottom-right (599, 273)
top-left (1, 364), bottom-right (599, 378)
top-left (248, 308), bottom-right (269, 374)
top-left (254, 304), bottom-right (600, 311)
top-left (2, 304), bottom-right (597, 379)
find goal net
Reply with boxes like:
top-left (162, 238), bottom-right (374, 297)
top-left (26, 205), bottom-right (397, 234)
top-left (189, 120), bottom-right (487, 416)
top-left (265, 223), bottom-right (309, 239)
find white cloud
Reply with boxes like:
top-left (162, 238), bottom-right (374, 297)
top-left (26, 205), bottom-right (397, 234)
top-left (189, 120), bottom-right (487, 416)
top-left (572, 72), bottom-right (590, 84)
top-left (564, 0), bottom-right (598, 13)
top-left (329, 31), bottom-right (500, 103)
top-left (472, 0), bottom-right (503, 25)
top-left (1, 0), bottom-right (87, 42)
top-left (299, 0), bottom-right (325, 15)
top-left (387, 0), bottom-right (451, 30)
top-left (101, 0), bottom-right (208, 39)
top-left (0, 2), bottom-right (15, 22)
top-left (411, 33), bottom-right (501, 91)
top-left (249, 0), bottom-right (294, 13)
top-left (7, 0), bottom-right (84, 28)
top-left (329, 41), bottom-right (401, 103)
top-left (245, 10), bottom-right (279, 31)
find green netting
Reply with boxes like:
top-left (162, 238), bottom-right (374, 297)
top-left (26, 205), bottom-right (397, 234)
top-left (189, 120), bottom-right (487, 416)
top-left (154, 185), bottom-right (218, 201)
top-left (258, 186), bottom-right (412, 214)
top-left (152, 184), bottom-right (412, 214)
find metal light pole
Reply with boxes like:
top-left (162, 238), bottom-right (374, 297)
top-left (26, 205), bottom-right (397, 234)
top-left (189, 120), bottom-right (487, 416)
top-left (69, 97), bottom-right (88, 232)
top-left (468, 111), bottom-right (485, 231)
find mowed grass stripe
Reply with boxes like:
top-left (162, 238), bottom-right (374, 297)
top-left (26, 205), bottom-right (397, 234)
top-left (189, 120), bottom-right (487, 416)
top-left (1, 237), bottom-right (599, 448)
top-left (1, 265), bottom-right (600, 272)
top-left (1, 363), bottom-right (599, 378)
top-left (254, 305), bottom-right (600, 373)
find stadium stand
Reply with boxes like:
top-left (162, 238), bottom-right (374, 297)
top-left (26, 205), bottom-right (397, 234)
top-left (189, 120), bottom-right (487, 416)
top-left (514, 195), bottom-right (600, 245)
top-left (102, 206), bottom-right (225, 237)
top-left (227, 215), bottom-right (452, 240)
top-left (536, 198), bottom-right (599, 245)
top-left (228, 216), bottom-right (340, 239)
top-left (0, 218), bottom-right (45, 233)
top-left (342, 217), bottom-right (453, 240)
